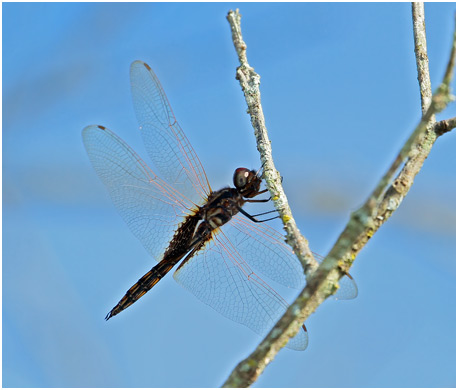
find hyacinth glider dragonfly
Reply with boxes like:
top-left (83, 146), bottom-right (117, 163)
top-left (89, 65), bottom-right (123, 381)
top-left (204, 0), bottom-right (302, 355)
top-left (82, 61), bottom-right (357, 350)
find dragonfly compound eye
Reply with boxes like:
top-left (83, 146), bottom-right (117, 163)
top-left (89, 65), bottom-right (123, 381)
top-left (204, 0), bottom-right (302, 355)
top-left (233, 168), bottom-right (251, 189)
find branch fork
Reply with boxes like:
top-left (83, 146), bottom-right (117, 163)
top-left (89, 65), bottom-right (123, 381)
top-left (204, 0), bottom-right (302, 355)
top-left (223, 5), bottom-right (455, 387)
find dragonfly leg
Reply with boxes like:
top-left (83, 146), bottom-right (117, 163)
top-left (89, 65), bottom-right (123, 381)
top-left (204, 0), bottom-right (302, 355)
top-left (237, 206), bottom-right (279, 223)
top-left (250, 209), bottom-right (278, 218)
top-left (246, 197), bottom-right (271, 203)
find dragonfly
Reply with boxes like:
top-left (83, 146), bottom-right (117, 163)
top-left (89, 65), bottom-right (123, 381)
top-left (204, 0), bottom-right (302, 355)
top-left (82, 60), bottom-right (357, 351)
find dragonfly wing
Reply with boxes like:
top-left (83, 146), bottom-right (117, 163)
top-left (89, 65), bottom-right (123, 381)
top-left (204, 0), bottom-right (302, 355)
top-left (130, 61), bottom-right (211, 206)
top-left (173, 229), bottom-right (308, 351)
top-left (82, 125), bottom-right (192, 263)
top-left (312, 253), bottom-right (358, 300)
top-left (334, 273), bottom-right (358, 300)
top-left (226, 216), bottom-right (306, 290)
top-left (229, 216), bottom-right (358, 299)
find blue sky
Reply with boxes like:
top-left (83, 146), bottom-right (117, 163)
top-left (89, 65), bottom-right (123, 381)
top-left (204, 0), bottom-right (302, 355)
top-left (3, 2), bottom-right (455, 387)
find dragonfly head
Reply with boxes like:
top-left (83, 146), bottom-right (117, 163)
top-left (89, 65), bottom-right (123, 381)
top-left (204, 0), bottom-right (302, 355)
top-left (233, 168), bottom-right (262, 198)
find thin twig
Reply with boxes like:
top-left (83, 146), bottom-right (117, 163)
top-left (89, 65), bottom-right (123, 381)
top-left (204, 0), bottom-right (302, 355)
top-left (412, 2), bottom-right (435, 116)
top-left (226, 9), bottom-right (318, 276)
top-left (434, 117), bottom-right (456, 136)
top-left (223, 6), bottom-right (455, 388)
top-left (368, 4), bottom-right (455, 208)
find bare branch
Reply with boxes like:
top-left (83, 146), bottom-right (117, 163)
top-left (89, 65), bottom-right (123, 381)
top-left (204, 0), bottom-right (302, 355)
top-left (337, 11), bottom-right (456, 264)
top-left (226, 9), bottom-right (318, 276)
top-left (434, 117), bottom-right (456, 136)
top-left (223, 6), bottom-right (455, 388)
top-left (412, 2), bottom-right (435, 117)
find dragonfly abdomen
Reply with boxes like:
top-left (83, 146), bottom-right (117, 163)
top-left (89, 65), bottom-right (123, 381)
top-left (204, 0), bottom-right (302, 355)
top-left (105, 258), bottom-right (177, 320)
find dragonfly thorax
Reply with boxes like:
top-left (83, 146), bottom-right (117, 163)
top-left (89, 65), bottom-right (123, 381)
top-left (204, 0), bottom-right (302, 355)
top-left (201, 187), bottom-right (244, 230)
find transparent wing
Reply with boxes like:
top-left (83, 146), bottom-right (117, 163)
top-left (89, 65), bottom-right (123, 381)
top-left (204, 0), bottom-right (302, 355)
top-left (225, 216), bottom-right (305, 289)
top-left (335, 273), bottom-right (358, 300)
top-left (82, 125), bottom-right (193, 263)
top-left (173, 229), bottom-right (308, 351)
top-left (130, 60), bottom-right (210, 206)
top-left (313, 253), bottom-right (358, 300)
top-left (226, 216), bottom-right (358, 299)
